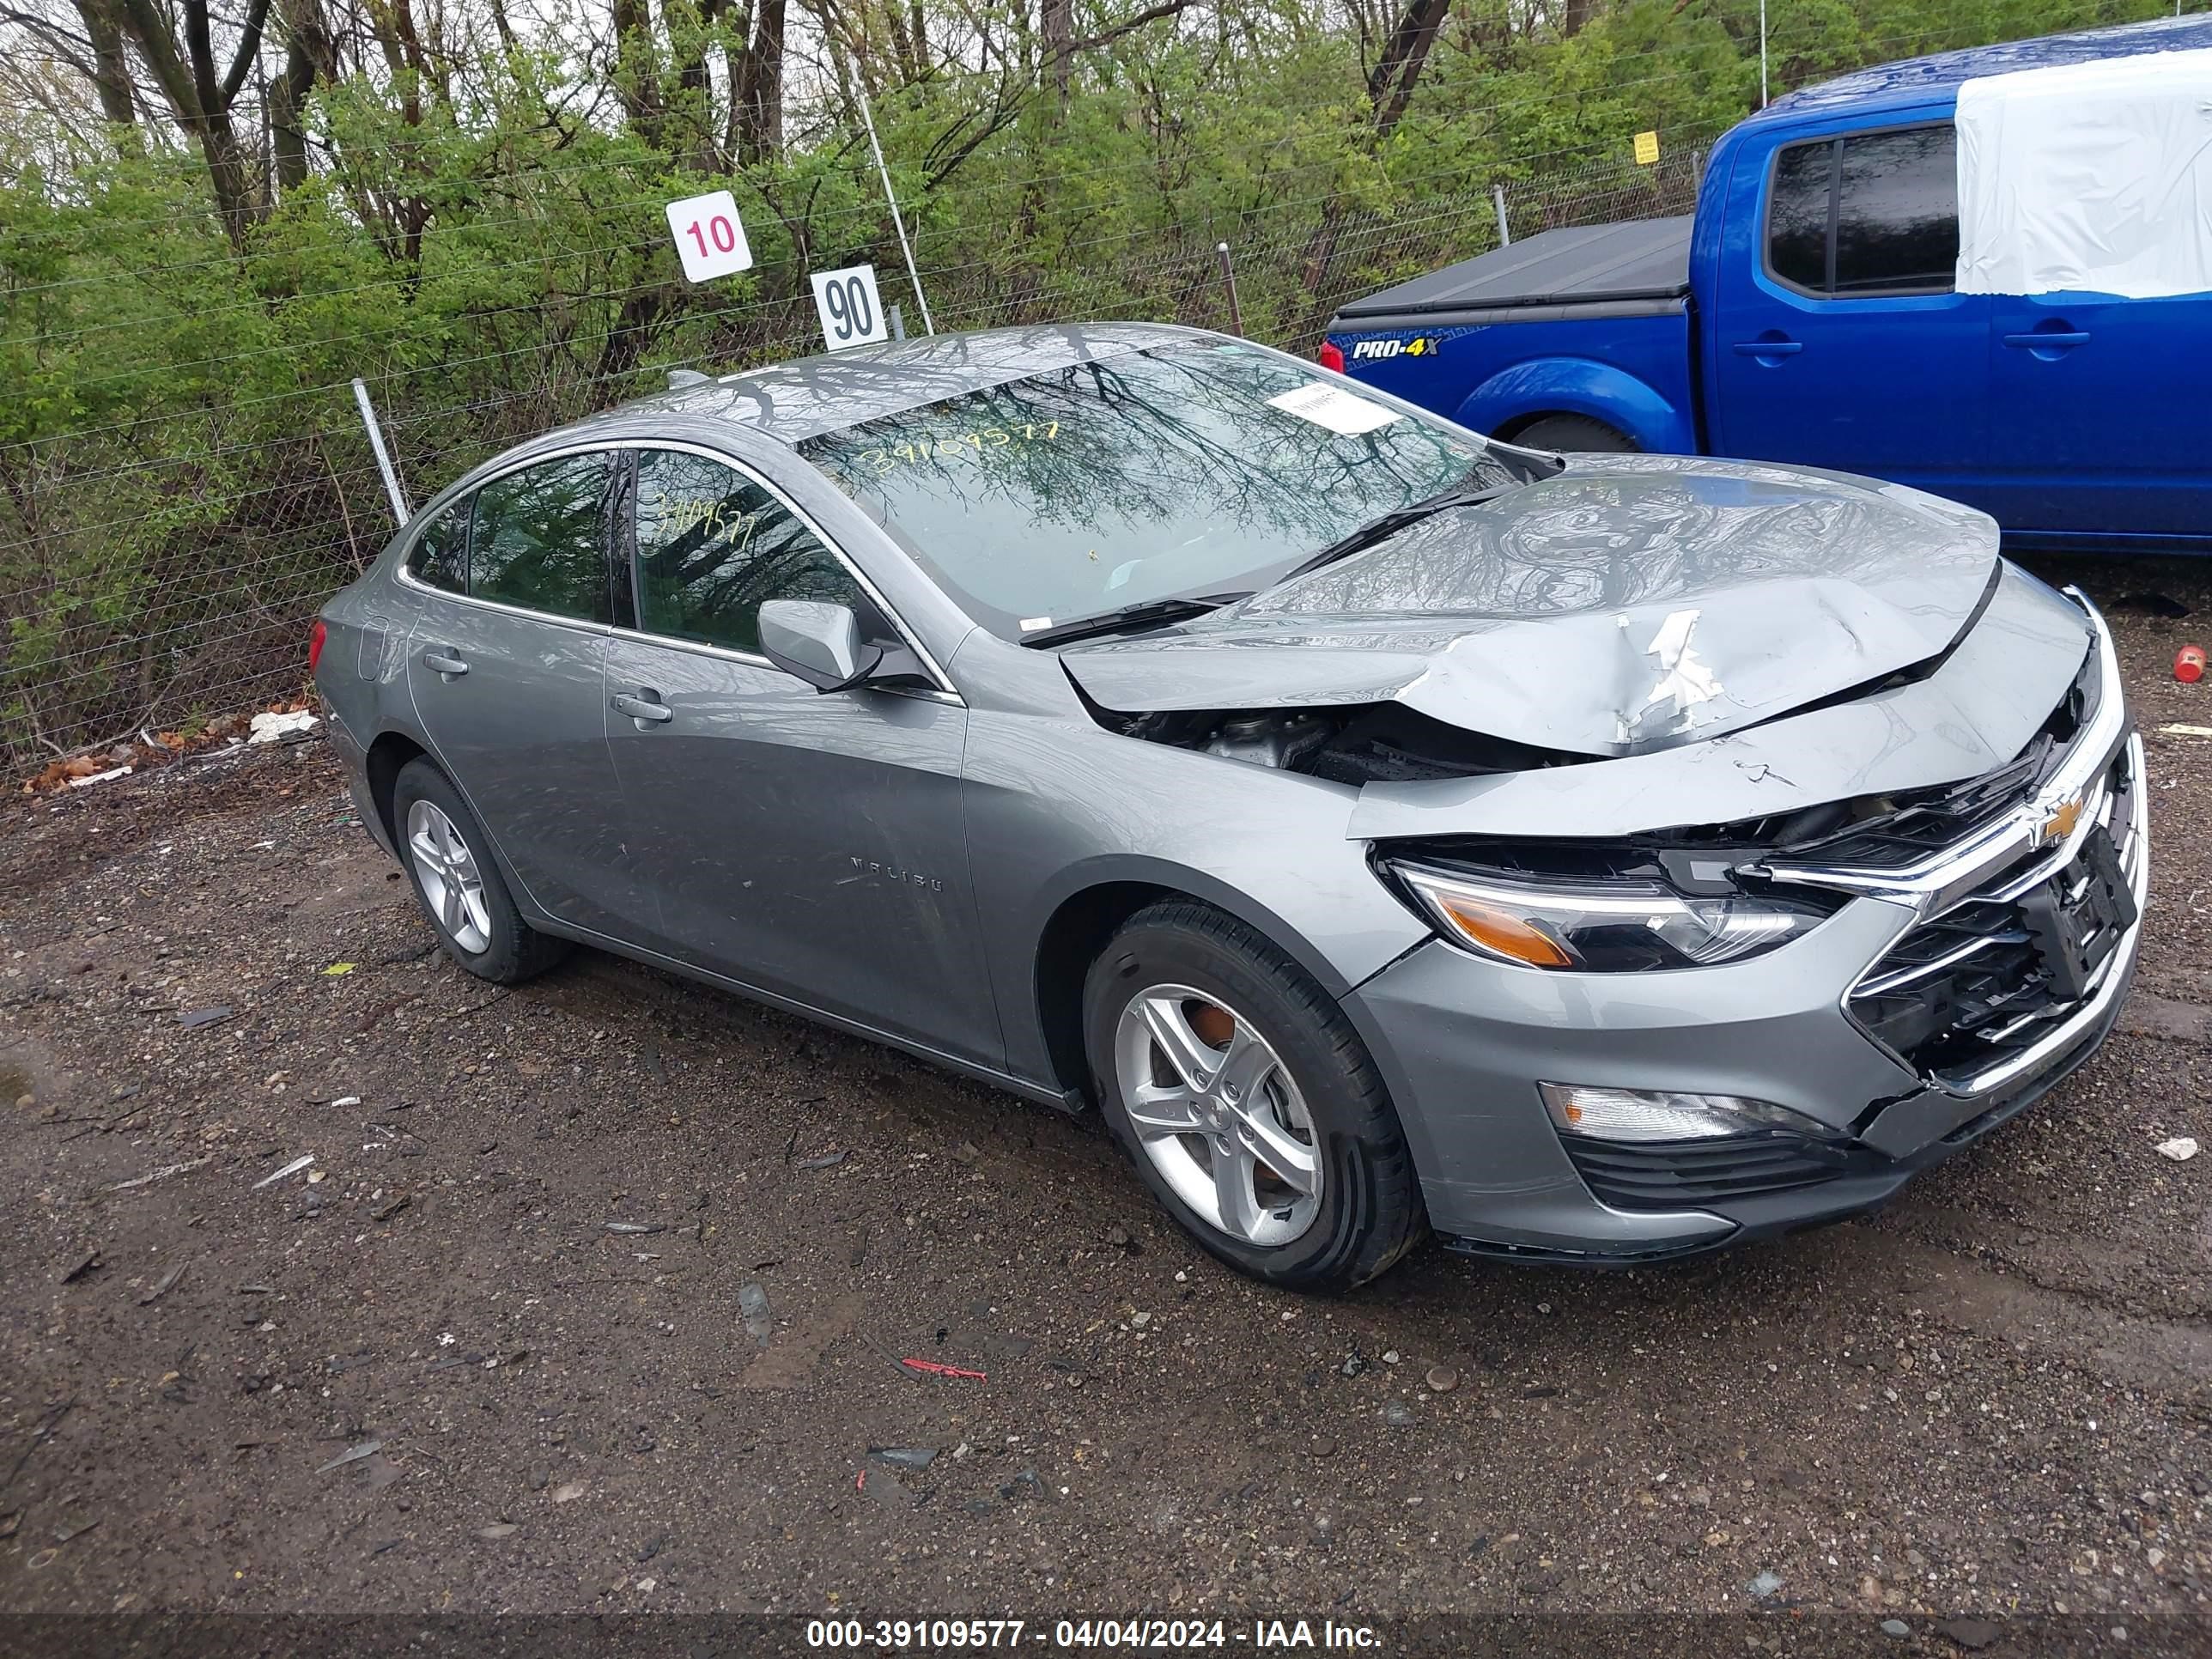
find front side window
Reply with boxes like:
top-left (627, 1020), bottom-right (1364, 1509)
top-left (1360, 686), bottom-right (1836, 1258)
top-left (796, 340), bottom-right (1508, 640)
top-left (468, 452), bottom-right (613, 622)
top-left (405, 501), bottom-right (467, 593)
top-left (630, 448), bottom-right (866, 656)
top-left (1765, 125), bottom-right (1958, 297)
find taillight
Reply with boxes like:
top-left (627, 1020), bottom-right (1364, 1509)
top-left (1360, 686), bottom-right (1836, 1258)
top-left (1317, 340), bottom-right (1346, 373)
top-left (308, 618), bottom-right (328, 673)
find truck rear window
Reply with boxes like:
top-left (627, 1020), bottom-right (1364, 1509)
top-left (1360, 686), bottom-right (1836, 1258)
top-left (1766, 125), bottom-right (1959, 297)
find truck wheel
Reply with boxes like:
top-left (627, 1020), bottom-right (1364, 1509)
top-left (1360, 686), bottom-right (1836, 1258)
top-left (1083, 899), bottom-right (1426, 1293)
top-left (1514, 414), bottom-right (1638, 453)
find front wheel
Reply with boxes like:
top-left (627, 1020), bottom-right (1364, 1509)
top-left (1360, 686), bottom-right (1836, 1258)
top-left (1083, 900), bottom-right (1425, 1292)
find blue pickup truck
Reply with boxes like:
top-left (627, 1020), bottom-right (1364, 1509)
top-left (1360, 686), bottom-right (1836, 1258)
top-left (1322, 15), bottom-right (2212, 552)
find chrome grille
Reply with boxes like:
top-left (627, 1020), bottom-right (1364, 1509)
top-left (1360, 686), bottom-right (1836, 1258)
top-left (1847, 737), bottom-right (2143, 1094)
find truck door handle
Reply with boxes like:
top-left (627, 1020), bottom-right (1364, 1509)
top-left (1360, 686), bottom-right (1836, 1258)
top-left (422, 651), bottom-right (469, 678)
top-left (2003, 331), bottom-right (2090, 348)
top-left (1731, 338), bottom-right (1802, 357)
top-left (611, 690), bottom-right (673, 725)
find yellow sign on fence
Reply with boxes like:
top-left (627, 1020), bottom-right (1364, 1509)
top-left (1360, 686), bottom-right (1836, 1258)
top-left (1633, 130), bottom-right (1661, 166)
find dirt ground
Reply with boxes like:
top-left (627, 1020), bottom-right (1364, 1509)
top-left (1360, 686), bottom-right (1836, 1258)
top-left (3, 555), bottom-right (2209, 1651)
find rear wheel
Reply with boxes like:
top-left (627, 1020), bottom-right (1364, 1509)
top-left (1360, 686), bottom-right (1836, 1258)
top-left (1513, 413), bottom-right (1638, 453)
top-left (1083, 900), bottom-right (1425, 1291)
top-left (392, 758), bottom-right (569, 984)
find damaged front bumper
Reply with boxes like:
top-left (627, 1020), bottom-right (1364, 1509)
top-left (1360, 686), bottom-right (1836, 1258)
top-left (1345, 596), bottom-right (2147, 1264)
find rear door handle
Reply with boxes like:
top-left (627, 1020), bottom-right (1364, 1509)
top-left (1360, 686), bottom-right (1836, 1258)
top-left (422, 651), bottom-right (469, 678)
top-left (2003, 331), bottom-right (2090, 348)
top-left (1731, 339), bottom-right (1803, 356)
top-left (611, 691), bottom-right (673, 725)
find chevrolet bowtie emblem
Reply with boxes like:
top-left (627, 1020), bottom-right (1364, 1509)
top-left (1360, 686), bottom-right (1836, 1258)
top-left (2037, 795), bottom-right (2084, 848)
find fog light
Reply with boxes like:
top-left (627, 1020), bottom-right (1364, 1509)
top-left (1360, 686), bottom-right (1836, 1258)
top-left (1539, 1083), bottom-right (1838, 1144)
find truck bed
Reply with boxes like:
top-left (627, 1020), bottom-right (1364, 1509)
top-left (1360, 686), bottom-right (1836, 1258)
top-left (1331, 217), bottom-right (1693, 328)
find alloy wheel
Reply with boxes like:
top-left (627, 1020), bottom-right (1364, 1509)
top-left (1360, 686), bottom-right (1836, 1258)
top-left (1113, 984), bottom-right (1322, 1248)
top-left (406, 799), bottom-right (492, 954)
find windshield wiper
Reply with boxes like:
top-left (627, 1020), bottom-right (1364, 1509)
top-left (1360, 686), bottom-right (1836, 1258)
top-left (1275, 474), bottom-right (1515, 585)
top-left (1017, 592), bottom-right (1252, 650)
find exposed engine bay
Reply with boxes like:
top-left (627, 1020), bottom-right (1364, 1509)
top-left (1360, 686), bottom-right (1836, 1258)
top-left (1087, 702), bottom-right (1581, 784)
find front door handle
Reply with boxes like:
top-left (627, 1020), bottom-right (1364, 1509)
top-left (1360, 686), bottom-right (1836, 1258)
top-left (2002, 330), bottom-right (2090, 348)
top-left (1731, 337), bottom-right (1803, 358)
top-left (611, 690), bottom-right (673, 726)
top-left (422, 651), bottom-right (469, 678)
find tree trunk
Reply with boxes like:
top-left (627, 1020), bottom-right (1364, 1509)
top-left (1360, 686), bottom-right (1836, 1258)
top-left (677, 0), bottom-right (727, 170)
top-left (611, 0), bottom-right (665, 143)
top-left (112, 0), bottom-right (275, 246)
top-left (731, 0), bottom-right (785, 166)
top-left (70, 1), bottom-right (137, 127)
top-left (1042, 0), bottom-right (1073, 111)
top-left (1367, 0), bottom-right (1451, 140)
top-left (268, 0), bottom-right (335, 195)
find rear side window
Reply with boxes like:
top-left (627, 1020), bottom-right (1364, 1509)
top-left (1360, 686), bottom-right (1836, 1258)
top-left (630, 448), bottom-right (865, 657)
top-left (1765, 125), bottom-right (1958, 297)
top-left (1766, 142), bottom-right (1832, 292)
top-left (468, 452), bottom-right (613, 623)
top-left (1834, 127), bottom-right (1958, 293)
top-left (405, 502), bottom-right (467, 593)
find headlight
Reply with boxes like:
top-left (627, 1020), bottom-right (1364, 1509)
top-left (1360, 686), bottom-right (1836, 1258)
top-left (1386, 862), bottom-right (1830, 972)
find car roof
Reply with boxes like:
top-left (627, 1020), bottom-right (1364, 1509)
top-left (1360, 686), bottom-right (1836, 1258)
top-left (1745, 12), bottom-right (2212, 126)
top-left (599, 320), bottom-right (1208, 446)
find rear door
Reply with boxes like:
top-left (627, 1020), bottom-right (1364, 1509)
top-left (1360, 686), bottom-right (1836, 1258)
top-left (402, 449), bottom-right (641, 933)
top-left (1709, 118), bottom-right (1991, 501)
top-left (601, 444), bottom-right (1000, 1066)
top-left (1982, 290), bottom-right (2212, 540)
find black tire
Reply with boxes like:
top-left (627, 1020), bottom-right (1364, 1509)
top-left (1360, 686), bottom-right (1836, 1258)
top-left (1512, 413), bottom-right (1638, 454)
top-left (391, 757), bottom-right (569, 984)
top-left (1082, 900), bottom-right (1425, 1292)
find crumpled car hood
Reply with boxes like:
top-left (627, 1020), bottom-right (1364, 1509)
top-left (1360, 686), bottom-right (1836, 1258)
top-left (1058, 454), bottom-right (2002, 759)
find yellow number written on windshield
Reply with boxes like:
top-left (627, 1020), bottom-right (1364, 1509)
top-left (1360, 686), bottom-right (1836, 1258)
top-left (860, 422), bottom-right (1061, 476)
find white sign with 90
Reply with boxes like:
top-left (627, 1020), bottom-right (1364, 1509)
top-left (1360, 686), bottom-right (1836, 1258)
top-left (665, 190), bottom-right (754, 283)
top-left (809, 264), bottom-right (890, 352)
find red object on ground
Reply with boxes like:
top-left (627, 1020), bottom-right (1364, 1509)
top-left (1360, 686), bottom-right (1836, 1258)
top-left (1317, 340), bottom-right (1346, 373)
top-left (2177, 644), bottom-right (2206, 684)
top-left (900, 1358), bottom-right (988, 1380)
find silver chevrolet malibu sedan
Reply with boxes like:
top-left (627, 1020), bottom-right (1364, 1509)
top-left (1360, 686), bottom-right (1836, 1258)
top-left (313, 323), bottom-right (2145, 1291)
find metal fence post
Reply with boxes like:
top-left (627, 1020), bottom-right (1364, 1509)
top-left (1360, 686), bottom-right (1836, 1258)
top-left (1492, 184), bottom-right (1511, 247)
top-left (1215, 242), bottom-right (1245, 337)
top-left (888, 303), bottom-right (907, 342)
top-left (351, 379), bottom-right (411, 526)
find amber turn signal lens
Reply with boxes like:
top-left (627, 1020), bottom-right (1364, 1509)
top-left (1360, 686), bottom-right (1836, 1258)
top-left (1430, 891), bottom-right (1575, 969)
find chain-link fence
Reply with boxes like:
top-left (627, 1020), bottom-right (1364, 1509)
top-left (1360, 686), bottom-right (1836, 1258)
top-left (0, 149), bottom-right (1702, 770)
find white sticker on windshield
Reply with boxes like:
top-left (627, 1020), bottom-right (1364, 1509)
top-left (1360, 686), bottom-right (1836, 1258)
top-left (1265, 382), bottom-right (1403, 436)
top-left (1018, 617), bottom-right (1053, 632)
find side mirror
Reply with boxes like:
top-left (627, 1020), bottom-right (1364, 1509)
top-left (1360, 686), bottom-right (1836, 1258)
top-left (758, 599), bottom-right (883, 693)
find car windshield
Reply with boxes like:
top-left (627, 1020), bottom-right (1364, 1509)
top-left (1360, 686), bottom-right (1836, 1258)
top-left (795, 339), bottom-right (1510, 641)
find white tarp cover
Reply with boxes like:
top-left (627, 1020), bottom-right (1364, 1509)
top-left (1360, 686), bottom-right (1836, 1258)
top-left (1954, 46), bottom-right (2212, 298)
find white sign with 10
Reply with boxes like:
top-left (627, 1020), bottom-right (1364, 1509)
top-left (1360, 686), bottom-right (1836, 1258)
top-left (810, 264), bottom-right (890, 352)
top-left (665, 190), bottom-right (755, 283)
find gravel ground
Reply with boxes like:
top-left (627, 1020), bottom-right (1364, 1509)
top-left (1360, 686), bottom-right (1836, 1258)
top-left (2, 556), bottom-right (2209, 1650)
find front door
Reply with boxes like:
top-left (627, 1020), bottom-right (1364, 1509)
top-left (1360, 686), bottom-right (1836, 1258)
top-left (601, 445), bottom-right (1000, 1066)
top-left (402, 449), bottom-right (639, 933)
top-left (1710, 119), bottom-right (1991, 505)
